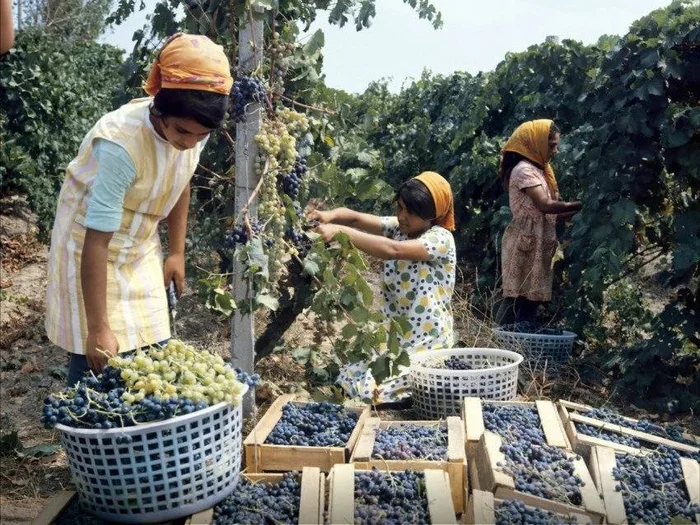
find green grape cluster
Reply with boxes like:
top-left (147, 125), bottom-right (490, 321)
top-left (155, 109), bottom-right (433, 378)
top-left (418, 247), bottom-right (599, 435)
top-left (110, 340), bottom-right (245, 406)
top-left (255, 119), bottom-right (297, 174)
top-left (278, 108), bottom-right (309, 138)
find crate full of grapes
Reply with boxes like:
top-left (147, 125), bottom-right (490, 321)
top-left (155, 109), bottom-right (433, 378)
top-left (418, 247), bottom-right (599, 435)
top-left (185, 467), bottom-right (325, 525)
top-left (462, 398), bottom-right (571, 459)
top-left (350, 416), bottom-right (467, 512)
top-left (243, 394), bottom-right (370, 473)
top-left (327, 463), bottom-right (457, 525)
top-left (472, 402), bottom-right (606, 523)
top-left (465, 490), bottom-right (592, 525)
top-left (587, 445), bottom-right (700, 524)
top-left (557, 400), bottom-right (700, 459)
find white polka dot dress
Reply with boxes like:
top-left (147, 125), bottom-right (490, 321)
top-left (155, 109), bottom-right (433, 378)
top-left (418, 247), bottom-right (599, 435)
top-left (337, 217), bottom-right (456, 403)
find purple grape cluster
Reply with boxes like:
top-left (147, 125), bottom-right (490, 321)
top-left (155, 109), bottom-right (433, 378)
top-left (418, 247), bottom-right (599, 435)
top-left (483, 404), bottom-right (584, 506)
top-left (440, 356), bottom-right (472, 370)
top-left (264, 402), bottom-right (358, 447)
top-left (576, 423), bottom-right (642, 448)
top-left (496, 499), bottom-right (579, 525)
top-left (613, 447), bottom-right (700, 524)
top-left (371, 423), bottom-right (448, 460)
top-left (231, 76), bottom-right (267, 122)
top-left (212, 472), bottom-right (301, 525)
top-left (40, 368), bottom-right (208, 431)
top-left (280, 156), bottom-right (308, 199)
top-left (285, 227), bottom-right (312, 257)
top-left (354, 469), bottom-right (430, 524)
top-left (234, 368), bottom-right (261, 389)
top-left (224, 221), bottom-right (261, 247)
top-left (581, 408), bottom-right (699, 449)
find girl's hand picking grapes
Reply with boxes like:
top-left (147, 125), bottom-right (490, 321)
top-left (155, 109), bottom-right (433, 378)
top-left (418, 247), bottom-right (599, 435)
top-left (307, 209), bottom-right (334, 224)
top-left (315, 223), bottom-right (342, 242)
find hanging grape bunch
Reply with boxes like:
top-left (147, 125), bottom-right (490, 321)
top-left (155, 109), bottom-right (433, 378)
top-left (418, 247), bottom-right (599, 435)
top-left (269, 31), bottom-right (296, 94)
top-left (280, 156), bottom-right (308, 199)
top-left (224, 220), bottom-right (262, 248)
top-left (231, 75), bottom-right (267, 122)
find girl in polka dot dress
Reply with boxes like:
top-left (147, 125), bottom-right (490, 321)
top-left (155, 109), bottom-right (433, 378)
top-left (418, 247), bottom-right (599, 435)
top-left (311, 172), bottom-right (457, 404)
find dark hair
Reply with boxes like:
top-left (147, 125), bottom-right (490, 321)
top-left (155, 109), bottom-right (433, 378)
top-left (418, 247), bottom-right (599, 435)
top-left (151, 88), bottom-right (229, 129)
top-left (499, 121), bottom-right (560, 189)
top-left (396, 179), bottom-right (437, 221)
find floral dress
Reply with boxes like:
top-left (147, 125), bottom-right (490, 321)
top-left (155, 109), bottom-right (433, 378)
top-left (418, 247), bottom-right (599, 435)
top-left (336, 217), bottom-right (456, 403)
top-left (501, 160), bottom-right (558, 302)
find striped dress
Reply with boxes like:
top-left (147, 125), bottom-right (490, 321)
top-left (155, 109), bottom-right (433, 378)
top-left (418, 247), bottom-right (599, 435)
top-left (45, 98), bottom-right (204, 354)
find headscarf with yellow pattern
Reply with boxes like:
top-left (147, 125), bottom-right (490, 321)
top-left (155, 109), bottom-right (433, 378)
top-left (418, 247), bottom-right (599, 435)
top-left (501, 119), bottom-right (559, 196)
top-left (414, 171), bottom-right (456, 231)
top-left (144, 33), bottom-right (233, 96)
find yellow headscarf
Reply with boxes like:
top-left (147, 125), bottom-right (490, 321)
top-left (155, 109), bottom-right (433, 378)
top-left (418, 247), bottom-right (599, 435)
top-left (502, 119), bottom-right (559, 196)
top-left (414, 171), bottom-right (456, 231)
top-left (144, 33), bottom-right (233, 96)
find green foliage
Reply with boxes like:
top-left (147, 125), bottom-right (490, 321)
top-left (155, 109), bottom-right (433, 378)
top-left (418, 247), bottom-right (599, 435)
top-left (0, 28), bottom-right (123, 233)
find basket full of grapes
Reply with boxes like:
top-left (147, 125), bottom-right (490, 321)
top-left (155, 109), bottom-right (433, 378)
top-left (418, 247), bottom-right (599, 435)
top-left (41, 340), bottom-right (251, 524)
top-left (493, 322), bottom-right (576, 369)
top-left (410, 348), bottom-right (523, 419)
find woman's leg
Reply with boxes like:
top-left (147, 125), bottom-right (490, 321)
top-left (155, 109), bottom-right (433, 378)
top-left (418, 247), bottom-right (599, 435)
top-left (495, 297), bottom-right (517, 325)
top-left (515, 297), bottom-right (541, 324)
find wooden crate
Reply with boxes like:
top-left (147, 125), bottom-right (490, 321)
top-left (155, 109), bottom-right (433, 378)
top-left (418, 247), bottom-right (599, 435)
top-left (588, 445), bottom-right (700, 525)
top-left (474, 431), bottom-right (606, 523)
top-left (558, 400), bottom-right (700, 458)
top-left (462, 397), bottom-right (570, 459)
top-left (186, 467), bottom-right (325, 525)
top-left (464, 490), bottom-right (592, 524)
top-left (31, 491), bottom-right (77, 525)
top-left (327, 463), bottom-right (457, 525)
top-left (244, 394), bottom-right (370, 472)
top-left (350, 416), bottom-right (467, 512)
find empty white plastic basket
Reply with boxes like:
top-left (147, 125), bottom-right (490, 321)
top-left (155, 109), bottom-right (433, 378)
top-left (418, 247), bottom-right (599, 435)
top-left (493, 328), bottom-right (576, 369)
top-left (410, 348), bottom-right (522, 419)
top-left (56, 389), bottom-right (247, 524)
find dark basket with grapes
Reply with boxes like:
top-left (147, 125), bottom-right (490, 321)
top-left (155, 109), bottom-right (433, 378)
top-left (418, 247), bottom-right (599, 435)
top-left (44, 341), bottom-right (251, 523)
top-left (492, 324), bottom-right (577, 369)
top-left (350, 416), bottom-right (467, 513)
top-left (328, 464), bottom-right (458, 525)
top-left (244, 393), bottom-right (369, 473)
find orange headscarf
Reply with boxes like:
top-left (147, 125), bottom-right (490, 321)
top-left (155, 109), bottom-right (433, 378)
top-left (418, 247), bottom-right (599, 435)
top-left (502, 119), bottom-right (559, 196)
top-left (414, 171), bottom-right (456, 231)
top-left (144, 33), bottom-right (233, 96)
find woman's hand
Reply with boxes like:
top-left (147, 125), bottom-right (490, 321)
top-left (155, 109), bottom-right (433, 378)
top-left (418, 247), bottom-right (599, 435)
top-left (307, 209), bottom-right (335, 224)
top-left (86, 327), bottom-right (119, 372)
top-left (164, 253), bottom-right (185, 297)
top-left (316, 223), bottom-right (343, 243)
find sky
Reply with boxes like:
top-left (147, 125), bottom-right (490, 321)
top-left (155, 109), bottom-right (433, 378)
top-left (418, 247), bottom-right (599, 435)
top-left (101, 0), bottom-right (674, 94)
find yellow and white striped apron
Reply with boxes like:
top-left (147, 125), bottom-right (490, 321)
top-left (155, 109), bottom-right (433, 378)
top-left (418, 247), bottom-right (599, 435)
top-left (46, 98), bottom-right (204, 354)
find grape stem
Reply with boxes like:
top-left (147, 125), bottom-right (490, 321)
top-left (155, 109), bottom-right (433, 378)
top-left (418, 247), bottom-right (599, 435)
top-left (280, 95), bottom-right (336, 116)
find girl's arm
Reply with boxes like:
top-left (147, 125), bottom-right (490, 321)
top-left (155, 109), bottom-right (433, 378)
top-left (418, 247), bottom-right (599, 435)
top-left (164, 183), bottom-right (190, 296)
top-left (317, 224), bottom-right (430, 261)
top-left (0, 0), bottom-right (14, 55)
top-left (82, 229), bottom-right (119, 371)
top-left (524, 185), bottom-right (582, 215)
top-left (309, 207), bottom-right (384, 236)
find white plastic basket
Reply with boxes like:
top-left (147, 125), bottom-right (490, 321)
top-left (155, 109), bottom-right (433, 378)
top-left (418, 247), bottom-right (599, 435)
top-left (492, 328), bottom-right (576, 369)
top-left (55, 388), bottom-right (247, 524)
top-left (410, 348), bottom-right (522, 419)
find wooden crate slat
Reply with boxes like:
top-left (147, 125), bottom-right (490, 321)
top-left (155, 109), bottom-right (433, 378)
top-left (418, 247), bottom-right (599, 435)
top-left (32, 490), bottom-right (76, 525)
top-left (462, 397), bottom-right (485, 444)
top-left (482, 431), bottom-right (515, 491)
top-left (590, 446), bottom-right (626, 525)
top-left (680, 457), bottom-right (700, 525)
top-left (561, 410), bottom-right (642, 457)
top-left (466, 489), bottom-right (495, 525)
top-left (569, 413), bottom-right (700, 454)
top-left (536, 399), bottom-right (570, 448)
top-left (328, 463), bottom-right (354, 525)
top-left (425, 469), bottom-right (457, 524)
top-left (447, 416), bottom-right (466, 462)
top-left (186, 508), bottom-right (214, 525)
top-left (349, 417), bottom-right (380, 462)
top-left (299, 467), bottom-right (323, 525)
top-left (572, 453), bottom-right (606, 518)
top-left (494, 487), bottom-right (594, 519)
top-left (346, 406), bottom-right (372, 456)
